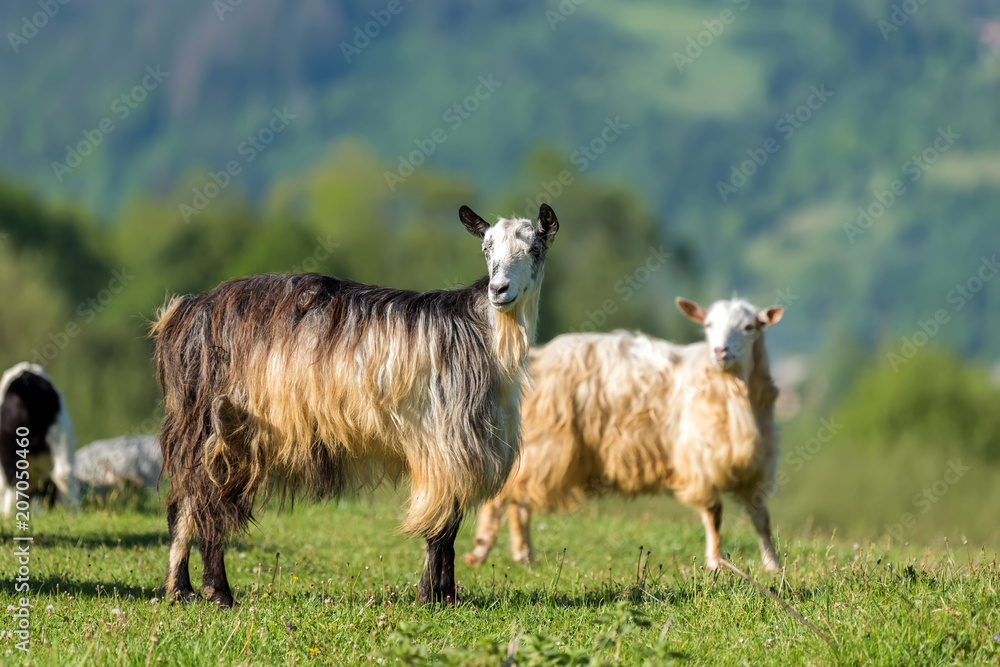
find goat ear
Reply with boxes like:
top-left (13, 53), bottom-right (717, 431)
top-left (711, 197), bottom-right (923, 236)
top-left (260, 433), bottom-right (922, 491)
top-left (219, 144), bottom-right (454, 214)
top-left (675, 297), bottom-right (706, 324)
top-left (459, 205), bottom-right (490, 239)
top-left (757, 305), bottom-right (784, 327)
top-left (536, 203), bottom-right (559, 248)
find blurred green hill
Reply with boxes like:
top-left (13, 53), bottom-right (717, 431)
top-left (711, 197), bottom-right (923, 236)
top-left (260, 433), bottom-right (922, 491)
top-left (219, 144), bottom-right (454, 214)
top-left (1, 0), bottom-right (998, 364)
top-left (0, 0), bottom-right (998, 493)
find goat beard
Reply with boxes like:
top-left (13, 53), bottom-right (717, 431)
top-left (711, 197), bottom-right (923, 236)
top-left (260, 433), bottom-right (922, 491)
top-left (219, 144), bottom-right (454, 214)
top-left (493, 288), bottom-right (540, 380)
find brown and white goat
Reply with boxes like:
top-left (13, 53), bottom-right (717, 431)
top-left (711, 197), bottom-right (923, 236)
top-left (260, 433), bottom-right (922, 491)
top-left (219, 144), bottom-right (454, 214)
top-left (464, 296), bottom-right (783, 572)
top-left (153, 204), bottom-right (559, 607)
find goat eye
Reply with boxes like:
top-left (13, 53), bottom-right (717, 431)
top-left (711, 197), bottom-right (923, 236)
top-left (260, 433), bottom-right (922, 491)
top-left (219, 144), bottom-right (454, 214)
top-left (743, 324), bottom-right (754, 332)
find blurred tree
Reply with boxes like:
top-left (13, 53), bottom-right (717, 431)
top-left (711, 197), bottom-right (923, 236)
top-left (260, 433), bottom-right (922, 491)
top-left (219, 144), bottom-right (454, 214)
top-left (0, 183), bottom-right (110, 303)
top-left (266, 139), bottom-right (482, 291)
top-left (836, 347), bottom-right (1000, 461)
top-left (0, 244), bottom-right (70, 371)
top-left (496, 147), bottom-right (699, 342)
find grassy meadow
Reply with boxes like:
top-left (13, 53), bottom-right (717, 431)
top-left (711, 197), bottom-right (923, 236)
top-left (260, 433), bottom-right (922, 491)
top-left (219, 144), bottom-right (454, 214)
top-left (2, 481), bottom-right (999, 666)
top-left (2, 1), bottom-right (999, 665)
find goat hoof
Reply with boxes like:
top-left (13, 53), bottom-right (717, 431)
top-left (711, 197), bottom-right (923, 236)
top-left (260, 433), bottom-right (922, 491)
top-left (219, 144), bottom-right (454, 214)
top-left (211, 595), bottom-right (237, 608)
top-left (168, 591), bottom-right (201, 605)
top-left (463, 552), bottom-right (482, 568)
top-left (203, 587), bottom-right (236, 608)
top-left (418, 588), bottom-right (459, 607)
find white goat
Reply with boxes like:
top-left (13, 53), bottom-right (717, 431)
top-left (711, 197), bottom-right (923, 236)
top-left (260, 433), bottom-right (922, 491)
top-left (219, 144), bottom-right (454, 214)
top-left (464, 296), bottom-right (783, 572)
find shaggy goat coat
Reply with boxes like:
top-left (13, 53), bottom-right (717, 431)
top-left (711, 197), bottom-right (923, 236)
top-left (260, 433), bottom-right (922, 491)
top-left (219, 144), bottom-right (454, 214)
top-left (154, 204), bottom-right (559, 606)
top-left (511, 332), bottom-right (778, 509)
top-left (466, 308), bottom-right (782, 570)
top-left (154, 273), bottom-right (534, 541)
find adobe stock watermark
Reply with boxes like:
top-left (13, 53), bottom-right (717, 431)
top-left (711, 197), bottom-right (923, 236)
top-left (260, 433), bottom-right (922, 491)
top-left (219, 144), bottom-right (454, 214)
top-left (886, 255), bottom-right (998, 372)
top-left (179, 106), bottom-right (296, 223)
top-left (571, 245), bottom-right (671, 333)
top-left (340, 0), bottom-right (412, 62)
top-left (522, 116), bottom-right (630, 217)
top-left (883, 459), bottom-right (970, 544)
top-left (213, 0), bottom-right (245, 20)
top-left (844, 127), bottom-right (959, 244)
top-left (126, 402), bottom-right (164, 439)
top-left (27, 268), bottom-right (135, 369)
top-left (716, 84), bottom-right (833, 202)
top-left (383, 75), bottom-right (502, 191)
top-left (546, 0), bottom-right (586, 31)
top-left (672, 0), bottom-right (750, 72)
top-left (51, 65), bottom-right (170, 183)
top-left (7, 0), bottom-right (71, 54)
top-left (877, 0), bottom-right (931, 40)
top-left (772, 286), bottom-right (800, 310)
top-left (289, 235), bottom-right (341, 274)
top-left (749, 416), bottom-right (842, 509)
top-left (11, 424), bottom-right (34, 652)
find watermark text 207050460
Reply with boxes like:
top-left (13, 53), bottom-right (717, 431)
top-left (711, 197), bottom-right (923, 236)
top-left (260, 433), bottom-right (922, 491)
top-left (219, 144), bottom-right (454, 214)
top-left (11, 425), bottom-right (34, 653)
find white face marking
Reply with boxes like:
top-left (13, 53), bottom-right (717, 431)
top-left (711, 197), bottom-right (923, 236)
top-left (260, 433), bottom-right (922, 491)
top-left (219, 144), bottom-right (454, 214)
top-left (702, 299), bottom-right (760, 371)
top-left (482, 217), bottom-right (543, 312)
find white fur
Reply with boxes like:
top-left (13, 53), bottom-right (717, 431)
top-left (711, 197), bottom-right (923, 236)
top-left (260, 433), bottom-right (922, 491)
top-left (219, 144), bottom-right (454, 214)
top-left (465, 296), bottom-right (784, 573)
top-left (483, 217), bottom-right (539, 311)
top-left (703, 299), bottom-right (761, 373)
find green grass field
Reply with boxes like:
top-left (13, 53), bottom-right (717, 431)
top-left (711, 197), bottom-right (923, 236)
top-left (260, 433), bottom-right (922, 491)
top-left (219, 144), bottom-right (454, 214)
top-left (1, 489), bottom-right (998, 666)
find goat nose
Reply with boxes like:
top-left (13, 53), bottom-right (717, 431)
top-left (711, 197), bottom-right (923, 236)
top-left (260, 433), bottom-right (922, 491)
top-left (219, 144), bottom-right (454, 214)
top-left (492, 283), bottom-right (509, 296)
top-left (713, 347), bottom-right (727, 359)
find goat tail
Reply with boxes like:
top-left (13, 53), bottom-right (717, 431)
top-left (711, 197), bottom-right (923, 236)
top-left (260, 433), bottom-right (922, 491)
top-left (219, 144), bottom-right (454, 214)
top-left (150, 295), bottom-right (184, 339)
top-left (153, 292), bottom-right (256, 538)
top-left (203, 393), bottom-right (264, 505)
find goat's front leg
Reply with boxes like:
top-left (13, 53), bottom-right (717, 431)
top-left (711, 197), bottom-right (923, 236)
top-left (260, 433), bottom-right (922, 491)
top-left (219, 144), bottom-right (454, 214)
top-left (50, 461), bottom-right (79, 510)
top-left (1, 487), bottom-right (15, 517)
top-left (464, 499), bottom-right (504, 567)
top-left (419, 511), bottom-right (463, 606)
top-left (697, 501), bottom-right (723, 571)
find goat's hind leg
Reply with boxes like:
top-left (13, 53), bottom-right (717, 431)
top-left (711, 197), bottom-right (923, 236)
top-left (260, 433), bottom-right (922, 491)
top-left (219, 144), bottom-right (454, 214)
top-left (196, 491), bottom-right (243, 607)
top-left (200, 530), bottom-right (235, 607)
top-left (197, 393), bottom-right (248, 607)
top-left (165, 498), bottom-right (199, 602)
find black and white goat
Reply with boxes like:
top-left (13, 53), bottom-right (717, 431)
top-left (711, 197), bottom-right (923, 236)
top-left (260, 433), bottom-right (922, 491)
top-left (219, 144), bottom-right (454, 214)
top-left (0, 362), bottom-right (78, 515)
